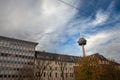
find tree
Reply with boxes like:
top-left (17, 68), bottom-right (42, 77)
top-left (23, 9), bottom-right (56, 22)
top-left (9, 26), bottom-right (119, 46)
top-left (75, 57), bottom-right (120, 80)
top-left (58, 61), bottom-right (67, 80)
top-left (34, 59), bottom-right (52, 80)
top-left (46, 65), bottom-right (54, 80)
top-left (57, 55), bottom-right (73, 80)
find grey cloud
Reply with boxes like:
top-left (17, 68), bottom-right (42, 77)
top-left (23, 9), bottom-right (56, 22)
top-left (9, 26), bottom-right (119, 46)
top-left (86, 25), bottom-right (120, 62)
top-left (0, 0), bottom-right (119, 63)
top-left (0, 0), bottom-right (78, 51)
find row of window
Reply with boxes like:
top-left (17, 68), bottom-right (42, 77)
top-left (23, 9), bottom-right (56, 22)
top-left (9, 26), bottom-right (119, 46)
top-left (37, 55), bottom-right (54, 60)
top-left (0, 45), bottom-right (34, 51)
top-left (0, 60), bottom-right (33, 65)
top-left (0, 40), bottom-right (35, 48)
top-left (36, 66), bottom-right (73, 72)
top-left (49, 67), bottom-right (73, 71)
top-left (54, 61), bottom-right (74, 66)
top-left (0, 46), bottom-right (34, 53)
top-left (36, 72), bottom-right (74, 77)
top-left (0, 67), bottom-right (33, 71)
top-left (0, 74), bottom-right (33, 78)
top-left (0, 53), bottom-right (34, 59)
top-left (37, 55), bottom-right (75, 62)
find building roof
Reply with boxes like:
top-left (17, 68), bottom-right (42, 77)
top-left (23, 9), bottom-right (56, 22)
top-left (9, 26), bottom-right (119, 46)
top-left (87, 53), bottom-right (120, 65)
top-left (35, 51), bottom-right (81, 62)
top-left (89, 53), bottom-right (107, 61)
top-left (0, 36), bottom-right (38, 45)
top-left (35, 51), bottom-right (120, 65)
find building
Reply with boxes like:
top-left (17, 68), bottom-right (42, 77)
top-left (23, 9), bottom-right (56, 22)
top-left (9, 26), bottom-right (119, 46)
top-left (88, 53), bottom-right (120, 66)
top-left (35, 52), bottom-right (120, 80)
top-left (0, 36), bottom-right (119, 80)
top-left (88, 53), bottom-right (110, 64)
top-left (0, 36), bottom-right (38, 80)
top-left (34, 51), bottom-right (80, 80)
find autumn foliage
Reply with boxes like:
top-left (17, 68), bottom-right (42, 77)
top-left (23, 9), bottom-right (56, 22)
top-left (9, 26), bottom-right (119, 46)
top-left (75, 57), bottom-right (120, 80)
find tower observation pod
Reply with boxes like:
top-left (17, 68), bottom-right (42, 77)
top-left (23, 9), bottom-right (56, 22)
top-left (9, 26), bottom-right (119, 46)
top-left (78, 37), bottom-right (87, 57)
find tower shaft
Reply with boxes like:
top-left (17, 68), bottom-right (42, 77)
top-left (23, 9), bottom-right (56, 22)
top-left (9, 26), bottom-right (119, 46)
top-left (81, 45), bottom-right (86, 57)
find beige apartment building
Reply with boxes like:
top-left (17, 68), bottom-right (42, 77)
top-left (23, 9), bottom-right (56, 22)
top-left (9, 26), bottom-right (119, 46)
top-left (0, 36), bottom-right (38, 80)
top-left (34, 51), bottom-right (80, 80)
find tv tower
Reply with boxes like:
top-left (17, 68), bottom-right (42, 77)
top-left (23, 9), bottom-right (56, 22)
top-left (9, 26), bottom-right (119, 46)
top-left (78, 35), bottom-right (87, 57)
top-left (57, 0), bottom-right (87, 57)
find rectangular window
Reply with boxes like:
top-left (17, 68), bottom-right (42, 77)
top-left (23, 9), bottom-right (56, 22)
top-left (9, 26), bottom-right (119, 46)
top-left (70, 73), bottom-right (73, 77)
top-left (50, 66), bottom-right (52, 70)
top-left (50, 72), bottom-right (52, 77)
top-left (61, 73), bottom-right (63, 77)
top-left (0, 75), bottom-right (3, 78)
top-left (55, 73), bottom-right (57, 77)
top-left (43, 72), bottom-right (46, 77)
top-left (66, 73), bottom-right (68, 77)
top-left (66, 68), bottom-right (67, 70)
top-left (36, 72), bottom-right (40, 77)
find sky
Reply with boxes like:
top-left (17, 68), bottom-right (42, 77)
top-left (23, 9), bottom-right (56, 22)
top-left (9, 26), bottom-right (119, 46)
top-left (0, 0), bottom-right (120, 62)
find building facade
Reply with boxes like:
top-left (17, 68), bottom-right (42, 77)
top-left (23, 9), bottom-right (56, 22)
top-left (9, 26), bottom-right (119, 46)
top-left (34, 51), bottom-right (79, 80)
top-left (0, 36), bottom-right (38, 80)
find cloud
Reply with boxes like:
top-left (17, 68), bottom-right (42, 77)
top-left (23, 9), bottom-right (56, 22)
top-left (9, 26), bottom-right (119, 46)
top-left (67, 9), bottom-right (111, 35)
top-left (86, 24), bottom-right (120, 62)
top-left (54, 0), bottom-right (120, 63)
top-left (0, 0), bottom-right (120, 63)
top-left (91, 10), bottom-right (110, 25)
top-left (0, 0), bottom-right (78, 51)
top-left (86, 32), bottom-right (110, 50)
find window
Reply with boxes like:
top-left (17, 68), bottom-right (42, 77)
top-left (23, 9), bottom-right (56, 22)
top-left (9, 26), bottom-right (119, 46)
top-left (43, 72), bottom-right (46, 77)
top-left (49, 66), bottom-right (52, 70)
top-left (61, 73), bottom-right (63, 77)
top-left (55, 73), bottom-right (57, 77)
top-left (66, 73), bottom-right (68, 77)
top-left (4, 75), bottom-right (7, 77)
top-left (8, 75), bottom-right (11, 78)
top-left (0, 75), bottom-right (3, 78)
top-left (50, 72), bottom-right (52, 77)
top-left (69, 68), bottom-right (72, 70)
top-left (70, 73), bottom-right (73, 77)
top-left (66, 68), bottom-right (67, 70)
top-left (36, 72), bottom-right (40, 77)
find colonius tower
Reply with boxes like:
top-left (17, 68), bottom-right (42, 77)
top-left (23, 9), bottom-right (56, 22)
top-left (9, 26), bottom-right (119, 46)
top-left (78, 37), bottom-right (87, 57)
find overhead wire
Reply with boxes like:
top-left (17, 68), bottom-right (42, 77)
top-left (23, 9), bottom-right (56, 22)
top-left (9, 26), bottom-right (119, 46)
top-left (56, 0), bottom-right (117, 25)
top-left (57, 0), bottom-right (91, 16)
top-left (56, 0), bottom-right (103, 37)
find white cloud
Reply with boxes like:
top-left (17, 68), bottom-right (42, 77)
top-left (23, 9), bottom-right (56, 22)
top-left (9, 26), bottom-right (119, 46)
top-left (86, 33), bottom-right (110, 51)
top-left (91, 10), bottom-right (109, 25)
top-left (0, 0), bottom-right (78, 51)
top-left (0, 0), bottom-right (120, 63)
top-left (85, 25), bottom-right (120, 62)
top-left (68, 9), bottom-right (110, 35)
